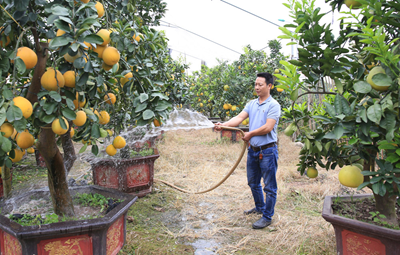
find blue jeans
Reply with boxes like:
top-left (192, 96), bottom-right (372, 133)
top-left (247, 145), bottom-right (278, 221)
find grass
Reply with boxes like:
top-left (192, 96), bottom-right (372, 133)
top-left (6, 128), bottom-right (370, 254)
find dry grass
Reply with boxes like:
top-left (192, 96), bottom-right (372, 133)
top-left (132, 128), bottom-right (364, 255)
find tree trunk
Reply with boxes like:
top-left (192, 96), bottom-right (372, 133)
top-left (1, 166), bottom-right (12, 198)
top-left (374, 192), bottom-right (398, 227)
top-left (37, 127), bottom-right (75, 217)
top-left (61, 127), bottom-right (77, 175)
top-left (27, 41), bottom-right (74, 217)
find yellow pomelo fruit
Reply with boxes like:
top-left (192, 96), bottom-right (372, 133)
top-left (83, 41), bottom-right (93, 50)
top-left (73, 110), bottom-right (87, 126)
top-left (11, 128), bottom-right (18, 140)
top-left (64, 50), bottom-right (83, 63)
top-left (16, 130), bottom-right (35, 149)
top-left (93, 44), bottom-right (107, 58)
top-left (367, 66), bottom-right (389, 91)
top-left (98, 110), bottom-right (110, 125)
top-left (16, 47), bottom-right (38, 69)
top-left (13, 96), bottom-right (33, 119)
top-left (104, 93), bottom-right (116, 105)
top-left (306, 167), bottom-right (318, 178)
top-left (344, 0), bottom-right (362, 9)
top-left (277, 88), bottom-right (284, 92)
top-left (0, 123), bottom-right (14, 138)
top-left (95, 1), bottom-right (104, 17)
top-left (81, 0), bottom-right (90, 3)
top-left (223, 104), bottom-right (229, 110)
top-left (284, 122), bottom-right (297, 136)
top-left (97, 29), bottom-right (110, 46)
top-left (106, 144), bottom-right (117, 156)
top-left (133, 34), bottom-right (141, 42)
top-left (52, 117), bottom-right (69, 135)
top-left (0, 30), bottom-right (11, 47)
top-left (153, 119), bottom-right (161, 127)
top-left (63, 70), bottom-right (76, 88)
top-left (224, 85), bottom-right (229, 91)
top-left (113, 135), bottom-right (126, 149)
top-left (97, 83), bottom-right (107, 93)
top-left (107, 129), bottom-right (113, 136)
top-left (274, 69), bottom-right (280, 74)
top-left (231, 105), bottom-right (237, 111)
top-left (56, 29), bottom-right (66, 36)
top-left (10, 149), bottom-right (25, 163)
top-left (102, 62), bottom-right (113, 71)
top-left (73, 92), bottom-right (86, 109)
top-left (27, 147), bottom-right (35, 154)
top-left (121, 72), bottom-right (133, 85)
top-left (70, 128), bottom-right (75, 137)
top-left (41, 68), bottom-right (65, 91)
top-left (102, 46), bottom-right (120, 66)
top-left (338, 165), bottom-right (364, 188)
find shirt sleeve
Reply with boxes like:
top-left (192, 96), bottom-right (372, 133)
top-left (267, 101), bottom-right (281, 121)
top-left (243, 100), bottom-right (252, 114)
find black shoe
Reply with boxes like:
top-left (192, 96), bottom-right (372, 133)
top-left (252, 217), bottom-right (271, 229)
top-left (244, 208), bottom-right (263, 215)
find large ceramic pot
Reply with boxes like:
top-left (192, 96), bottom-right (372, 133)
top-left (0, 185), bottom-right (137, 255)
top-left (91, 149), bottom-right (160, 197)
top-left (322, 194), bottom-right (400, 255)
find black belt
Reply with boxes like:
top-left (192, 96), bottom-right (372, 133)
top-left (250, 142), bottom-right (276, 152)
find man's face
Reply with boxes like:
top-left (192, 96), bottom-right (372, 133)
top-left (254, 77), bottom-right (271, 97)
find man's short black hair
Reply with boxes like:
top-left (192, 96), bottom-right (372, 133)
top-left (256, 72), bottom-right (274, 86)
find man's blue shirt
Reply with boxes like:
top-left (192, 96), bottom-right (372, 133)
top-left (243, 96), bottom-right (281, 147)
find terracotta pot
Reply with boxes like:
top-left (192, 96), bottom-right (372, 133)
top-left (0, 185), bottom-right (137, 255)
top-left (91, 149), bottom-right (160, 197)
top-left (322, 194), bottom-right (400, 255)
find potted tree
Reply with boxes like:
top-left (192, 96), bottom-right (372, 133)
top-left (0, 0), bottom-right (179, 254)
top-left (277, 0), bottom-right (400, 254)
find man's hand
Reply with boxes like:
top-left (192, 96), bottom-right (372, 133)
top-left (214, 122), bottom-right (223, 132)
top-left (242, 132), bottom-right (252, 143)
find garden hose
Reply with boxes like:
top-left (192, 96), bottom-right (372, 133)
top-left (154, 126), bottom-right (247, 194)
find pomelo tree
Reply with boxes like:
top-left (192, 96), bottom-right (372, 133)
top-left (0, 0), bottom-right (178, 217)
top-left (277, 0), bottom-right (400, 226)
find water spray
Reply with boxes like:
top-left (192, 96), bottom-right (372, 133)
top-left (154, 126), bottom-right (247, 194)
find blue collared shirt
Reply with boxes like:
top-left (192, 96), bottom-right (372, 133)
top-left (243, 96), bottom-right (281, 147)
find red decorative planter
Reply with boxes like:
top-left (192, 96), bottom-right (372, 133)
top-left (322, 194), bottom-right (400, 255)
top-left (220, 127), bottom-right (248, 142)
top-left (91, 149), bottom-right (160, 197)
top-left (0, 185), bottom-right (137, 255)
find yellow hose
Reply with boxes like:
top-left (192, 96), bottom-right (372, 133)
top-left (154, 126), bottom-right (247, 194)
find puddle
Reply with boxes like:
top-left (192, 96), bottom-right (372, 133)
top-left (191, 239), bottom-right (219, 255)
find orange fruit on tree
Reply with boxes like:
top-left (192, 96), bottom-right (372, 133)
top-left (41, 68), bottom-right (65, 91)
top-left (106, 144), bottom-right (117, 156)
top-left (0, 123), bottom-right (14, 138)
top-left (277, 88), bottom-right (284, 92)
top-left (98, 110), bottom-right (110, 125)
top-left (56, 29), bottom-right (66, 36)
top-left (338, 165), bottom-right (364, 188)
top-left (10, 148), bottom-right (25, 163)
top-left (95, 1), bottom-right (104, 17)
top-left (16, 47), bottom-right (38, 69)
top-left (97, 29), bottom-right (110, 46)
top-left (83, 41), bottom-right (93, 50)
top-left (113, 135), bottom-right (126, 149)
top-left (133, 34), bottom-right (141, 42)
top-left (102, 46), bottom-right (120, 66)
top-left (27, 147), bottom-right (35, 154)
top-left (73, 92), bottom-right (86, 109)
top-left (81, 0), bottom-right (90, 3)
top-left (16, 130), bottom-right (35, 149)
top-left (93, 44), bottom-right (107, 58)
top-left (52, 117), bottom-right (69, 135)
top-left (121, 72), bottom-right (133, 85)
top-left (10, 128), bottom-right (18, 140)
top-left (153, 119), bottom-right (161, 127)
top-left (70, 128), bottom-right (75, 138)
top-left (344, 0), bottom-right (362, 9)
top-left (0, 29), bottom-right (10, 47)
top-left (102, 62), bottom-right (113, 71)
top-left (13, 96), bottom-right (33, 119)
top-left (72, 110), bottom-right (87, 126)
top-left (63, 70), bottom-right (76, 88)
top-left (104, 93), bottom-right (116, 105)
top-left (306, 167), bottom-right (318, 178)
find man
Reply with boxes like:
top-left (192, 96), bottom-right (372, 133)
top-left (215, 72), bottom-right (281, 229)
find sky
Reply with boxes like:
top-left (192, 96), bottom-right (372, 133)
top-left (157, 0), bottom-right (340, 73)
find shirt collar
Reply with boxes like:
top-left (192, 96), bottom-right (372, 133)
top-left (257, 96), bottom-right (271, 105)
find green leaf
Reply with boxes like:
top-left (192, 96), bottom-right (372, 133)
top-left (142, 109), bottom-right (155, 120)
top-left (79, 143), bottom-right (88, 153)
top-left (367, 104), bottom-right (382, 124)
top-left (51, 6), bottom-right (70, 16)
top-left (335, 78), bottom-right (343, 94)
top-left (354, 81), bottom-right (372, 94)
top-left (135, 103), bottom-right (148, 113)
top-left (154, 101), bottom-right (171, 111)
top-left (15, 58), bottom-right (26, 74)
top-left (372, 73), bottom-right (392, 87)
top-left (43, 101), bottom-right (57, 115)
top-left (49, 91), bottom-right (62, 102)
top-left (331, 66), bottom-right (346, 73)
top-left (61, 108), bottom-right (76, 120)
top-left (91, 145), bottom-right (99, 155)
top-left (323, 102), bottom-right (336, 117)
top-left (6, 105), bottom-right (23, 122)
top-left (139, 93), bottom-right (149, 103)
top-left (49, 36), bottom-right (74, 48)
top-left (290, 89), bottom-right (298, 101)
top-left (334, 124), bottom-right (344, 139)
top-left (83, 34), bottom-right (104, 45)
top-left (1, 137), bottom-right (11, 152)
top-left (91, 123), bottom-right (100, 138)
